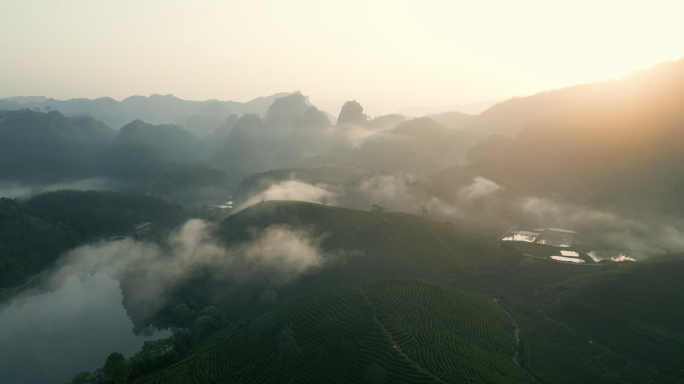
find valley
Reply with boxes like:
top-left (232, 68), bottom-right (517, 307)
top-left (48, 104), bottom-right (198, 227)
top-left (2, 50), bottom-right (684, 384)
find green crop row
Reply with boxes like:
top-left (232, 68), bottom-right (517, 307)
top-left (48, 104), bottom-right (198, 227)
top-left (137, 280), bottom-right (535, 384)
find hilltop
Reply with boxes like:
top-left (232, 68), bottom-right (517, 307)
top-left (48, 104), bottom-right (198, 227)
top-left (165, 201), bottom-right (516, 322)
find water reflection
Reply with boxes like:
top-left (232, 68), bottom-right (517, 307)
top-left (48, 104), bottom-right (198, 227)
top-left (0, 273), bottom-right (170, 384)
top-left (550, 256), bottom-right (585, 263)
top-left (587, 250), bottom-right (636, 262)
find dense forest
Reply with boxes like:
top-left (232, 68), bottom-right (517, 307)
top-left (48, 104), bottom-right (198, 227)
top-left (0, 190), bottom-right (184, 289)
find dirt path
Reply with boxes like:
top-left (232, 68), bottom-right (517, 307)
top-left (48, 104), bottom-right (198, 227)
top-left (7, 275), bottom-right (38, 291)
top-left (360, 288), bottom-right (445, 383)
top-left (492, 299), bottom-right (539, 383)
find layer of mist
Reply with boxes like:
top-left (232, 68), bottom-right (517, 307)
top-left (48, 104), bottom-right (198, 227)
top-left (47, 220), bottom-right (326, 319)
top-left (0, 178), bottom-right (118, 199)
top-left (240, 174), bottom-right (684, 257)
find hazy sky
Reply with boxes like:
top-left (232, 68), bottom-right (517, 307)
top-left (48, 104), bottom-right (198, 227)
top-left (2, 0), bottom-right (683, 112)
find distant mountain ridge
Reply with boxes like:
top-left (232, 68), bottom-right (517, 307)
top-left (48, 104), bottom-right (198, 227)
top-left (0, 92), bottom-right (292, 135)
top-left (427, 59), bottom-right (684, 137)
top-left (394, 100), bottom-right (498, 116)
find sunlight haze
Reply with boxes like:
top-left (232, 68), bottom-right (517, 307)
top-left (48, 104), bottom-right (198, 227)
top-left (3, 2), bottom-right (684, 383)
top-left (2, 0), bottom-right (683, 113)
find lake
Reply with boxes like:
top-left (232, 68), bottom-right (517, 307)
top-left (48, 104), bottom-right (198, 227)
top-left (0, 273), bottom-right (171, 384)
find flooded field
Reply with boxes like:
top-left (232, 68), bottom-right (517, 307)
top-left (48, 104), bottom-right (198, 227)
top-left (587, 250), bottom-right (637, 262)
top-left (550, 256), bottom-right (585, 263)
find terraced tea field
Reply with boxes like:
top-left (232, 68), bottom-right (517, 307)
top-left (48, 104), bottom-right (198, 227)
top-left (137, 280), bottom-right (535, 384)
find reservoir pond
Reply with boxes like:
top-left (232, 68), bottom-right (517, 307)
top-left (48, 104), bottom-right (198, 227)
top-left (0, 273), bottom-right (170, 384)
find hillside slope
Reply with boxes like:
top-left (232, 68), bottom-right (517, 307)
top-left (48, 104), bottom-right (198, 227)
top-left (452, 59), bottom-right (684, 216)
top-left (554, 254), bottom-right (684, 334)
top-left (499, 254), bottom-right (684, 384)
top-left (139, 280), bottom-right (534, 384)
top-left (0, 110), bottom-right (114, 165)
top-left (169, 201), bottom-right (515, 321)
top-left (431, 58), bottom-right (684, 137)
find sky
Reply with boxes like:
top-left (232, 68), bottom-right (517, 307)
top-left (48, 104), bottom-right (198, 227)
top-left (1, 0), bottom-right (683, 113)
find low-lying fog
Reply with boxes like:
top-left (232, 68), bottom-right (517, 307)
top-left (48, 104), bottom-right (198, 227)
top-left (0, 178), bottom-right (118, 199)
top-left (237, 174), bottom-right (684, 257)
top-left (0, 218), bottom-right (330, 384)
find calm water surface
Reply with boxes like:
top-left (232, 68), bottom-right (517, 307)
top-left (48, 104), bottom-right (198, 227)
top-left (0, 273), bottom-right (170, 384)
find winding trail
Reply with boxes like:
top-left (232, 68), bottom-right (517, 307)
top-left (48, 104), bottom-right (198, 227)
top-left (7, 275), bottom-right (38, 292)
top-left (360, 288), bottom-right (445, 383)
top-left (492, 299), bottom-right (539, 383)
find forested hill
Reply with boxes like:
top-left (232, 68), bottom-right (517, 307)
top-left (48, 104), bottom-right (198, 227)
top-left (0, 109), bottom-right (232, 196)
top-left (0, 109), bottom-right (114, 164)
top-left (0, 190), bottom-right (185, 289)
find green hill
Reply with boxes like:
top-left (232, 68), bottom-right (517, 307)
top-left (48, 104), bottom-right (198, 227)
top-left (169, 201), bottom-right (515, 321)
top-left (554, 254), bottom-right (684, 334)
top-left (139, 280), bottom-right (534, 384)
top-left (498, 254), bottom-right (684, 383)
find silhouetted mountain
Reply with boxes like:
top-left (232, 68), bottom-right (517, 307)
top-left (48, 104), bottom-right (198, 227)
top-left (0, 110), bottom-right (114, 164)
top-left (258, 92), bottom-right (311, 156)
top-left (457, 58), bottom-right (684, 215)
top-left (209, 114), bottom-right (266, 178)
top-left (366, 114), bottom-right (406, 131)
top-left (394, 100), bottom-right (498, 116)
top-left (96, 140), bottom-right (230, 196)
top-left (271, 106), bottom-right (333, 168)
top-left (336, 100), bottom-right (369, 126)
top-left (305, 117), bottom-right (483, 173)
top-left (427, 63), bottom-right (684, 137)
top-left (182, 102), bottom-right (235, 138)
top-left (0, 92), bottom-right (291, 135)
top-left (0, 96), bottom-right (48, 104)
top-left (428, 110), bottom-right (475, 129)
top-left (197, 114), bottom-right (239, 161)
top-left (116, 120), bottom-right (200, 163)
